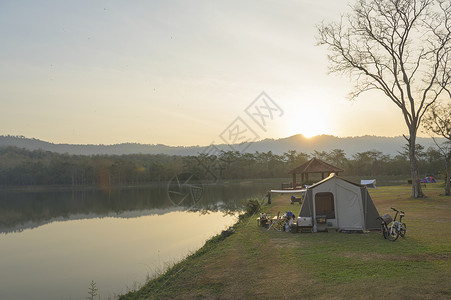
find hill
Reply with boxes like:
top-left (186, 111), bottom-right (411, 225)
top-left (0, 134), bottom-right (443, 157)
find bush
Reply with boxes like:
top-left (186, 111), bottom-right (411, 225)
top-left (245, 198), bottom-right (261, 216)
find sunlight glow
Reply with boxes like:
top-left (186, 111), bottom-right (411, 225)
top-left (286, 113), bottom-right (332, 138)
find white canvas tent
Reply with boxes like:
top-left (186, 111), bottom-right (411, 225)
top-left (361, 179), bottom-right (376, 188)
top-left (298, 174), bottom-right (380, 231)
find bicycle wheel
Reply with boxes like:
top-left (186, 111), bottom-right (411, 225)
top-left (381, 225), bottom-right (388, 239)
top-left (387, 226), bottom-right (399, 241)
top-left (399, 223), bottom-right (406, 238)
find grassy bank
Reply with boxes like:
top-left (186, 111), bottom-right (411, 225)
top-left (120, 184), bottom-right (451, 299)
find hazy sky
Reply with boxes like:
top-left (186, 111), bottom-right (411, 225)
top-left (1, 0), bottom-right (411, 146)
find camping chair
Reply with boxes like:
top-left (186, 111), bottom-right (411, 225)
top-left (267, 212), bottom-right (290, 231)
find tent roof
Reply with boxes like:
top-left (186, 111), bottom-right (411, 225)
top-left (361, 179), bottom-right (376, 185)
top-left (288, 157), bottom-right (344, 175)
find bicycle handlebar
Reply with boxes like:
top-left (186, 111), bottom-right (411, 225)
top-left (391, 207), bottom-right (405, 214)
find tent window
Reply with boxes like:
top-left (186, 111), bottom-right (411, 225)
top-left (315, 192), bottom-right (335, 219)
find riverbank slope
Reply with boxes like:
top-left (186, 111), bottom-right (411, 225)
top-left (120, 185), bottom-right (451, 299)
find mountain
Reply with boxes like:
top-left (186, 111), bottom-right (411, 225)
top-left (0, 134), bottom-right (444, 157)
top-left (248, 135), bottom-right (443, 156)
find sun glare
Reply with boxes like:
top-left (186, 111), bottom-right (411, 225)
top-left (286, 115), bottom-right (331, 138)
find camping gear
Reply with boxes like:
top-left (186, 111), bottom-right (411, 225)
top-left (297, 216), bottom-right (314, 233)
top-left (316, 214), bottom-right (327, 231)
top-left (381, 213), bottom-right (393, 224)
top-left (298, 217), bottom-right (312, 227)
top-left (284, 222), bottom-right (290, 232)
top-left (258, 213), bottom-right (270, 228)
top-left (267, 212), bottom-right (290, 232)
top-left (290, 195), bottom-right (302, 204)
top-left (288, 218), bottom-right (298, 233)
top-left (286, 211), bottom-right (295, 219)
top-left (298, 174), bottom-right (380, 232)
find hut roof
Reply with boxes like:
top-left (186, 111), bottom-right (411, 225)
top-left (288, 157), bottom-right (344, 174)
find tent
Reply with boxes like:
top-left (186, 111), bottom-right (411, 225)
top-left (420, 176), bottom-right (436, 183)
top-left (361, 179), bottom-right (377, 188)
top-left (298, 174), bottom-right (380, 232)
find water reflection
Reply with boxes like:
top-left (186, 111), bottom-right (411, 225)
top-left (0, 180), bottom-right (274, 300)
top-left (0, 181), bottom-right (272, 234)
top-left (0, 211), bottom-right (238, 300)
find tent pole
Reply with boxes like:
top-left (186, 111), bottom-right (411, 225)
top-left (364, 188), bottom-right (368, 230)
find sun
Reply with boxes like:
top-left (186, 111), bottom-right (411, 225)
top-left (303, 127), bottom-right (325, 138)
top-left (286, 115), bottom-right (331, 138)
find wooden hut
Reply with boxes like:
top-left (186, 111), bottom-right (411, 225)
top-left (288, 157), bottom-right (343, 188)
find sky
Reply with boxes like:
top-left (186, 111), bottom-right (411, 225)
top-left (0, 0), bottom-right (413, 146)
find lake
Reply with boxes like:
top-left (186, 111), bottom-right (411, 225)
top-left (0, 180), bottom-right (277, 300)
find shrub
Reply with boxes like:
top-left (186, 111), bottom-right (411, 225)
top-left (245, 198), bottom-right (261, 216)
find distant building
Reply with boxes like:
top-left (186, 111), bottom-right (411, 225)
top-left (288, 157), bottom-right (343, 188)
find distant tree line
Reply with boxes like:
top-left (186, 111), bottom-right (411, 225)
top-left (0, 146), bottom-right (445, 187)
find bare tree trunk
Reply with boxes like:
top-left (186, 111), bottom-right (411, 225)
top-left (408, 135), bottom-right (424, 198)
top-left (445, 157), bottom-right (450, 196)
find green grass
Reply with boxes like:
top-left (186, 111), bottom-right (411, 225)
top-left (120, 185), bottom-right (451, 299)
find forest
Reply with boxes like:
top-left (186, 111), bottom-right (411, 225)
top-left (0, 145), bottom-right (445, 187)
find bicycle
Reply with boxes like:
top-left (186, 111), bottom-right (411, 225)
top-left (377, 207), bottom-right (406, 241)
top-left (392, 207), bottom-right (407, 239)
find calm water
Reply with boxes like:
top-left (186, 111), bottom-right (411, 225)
top-left (0, 180), bottom-right (274, 300)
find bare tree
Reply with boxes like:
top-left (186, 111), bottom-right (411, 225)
top-left (318, 0), bottom-right (451, 198)
top-left (423, 102), bottom-right (451, 195)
